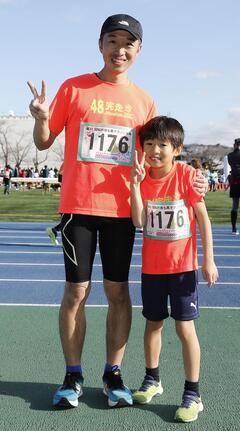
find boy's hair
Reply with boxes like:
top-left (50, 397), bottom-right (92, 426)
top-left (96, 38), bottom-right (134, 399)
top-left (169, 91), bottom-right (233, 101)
top-left (139, 116), bottom-right (184, 149)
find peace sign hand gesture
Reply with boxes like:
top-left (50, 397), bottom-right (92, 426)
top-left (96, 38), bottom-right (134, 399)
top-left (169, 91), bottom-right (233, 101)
top-left (27, 80), bottom-right (49, 120)
top-left (131, 150), bottom-right (146, 185)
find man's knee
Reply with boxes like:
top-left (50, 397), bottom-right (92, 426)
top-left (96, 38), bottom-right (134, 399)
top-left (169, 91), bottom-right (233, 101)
top-left (62, 281), bottom-right (91, 308)
top-left (104, 279), bottom-right (130, 305)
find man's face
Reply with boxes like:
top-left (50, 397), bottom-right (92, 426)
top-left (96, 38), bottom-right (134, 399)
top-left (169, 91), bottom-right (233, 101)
top-left (99, 30), bottom-right (141, 74)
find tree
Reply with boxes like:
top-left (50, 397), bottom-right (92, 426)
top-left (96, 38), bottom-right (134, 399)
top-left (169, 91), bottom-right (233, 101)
top-left (0, 121), bottom-right (11, 166)
top-left (9, 132), bottom-right (34, 168)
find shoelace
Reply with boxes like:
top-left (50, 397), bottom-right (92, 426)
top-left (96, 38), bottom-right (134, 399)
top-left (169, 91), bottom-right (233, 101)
top-left (139, 376), bottom-right (156, 392)
top-left (106, 370), bottom-right (125, 389)
top-left (62, 373), bottom-right (81, 390)
top-left (181, 394), bottom-right (198, 408)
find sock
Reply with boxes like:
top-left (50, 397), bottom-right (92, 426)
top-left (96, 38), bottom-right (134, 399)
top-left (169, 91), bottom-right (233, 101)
top-left (184, 380), bottom-right (200, 397)
top-left (145, 367), bottom-right (160, 382)
top-left (66, 365), bottom-right (83, 375)
top-left (104, 363), bottom-right (120, 373)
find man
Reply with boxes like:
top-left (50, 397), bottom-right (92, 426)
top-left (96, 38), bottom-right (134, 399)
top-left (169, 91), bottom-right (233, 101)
top-left (227, 138), bottom-right (240, 234)
top-left (28, 13), bottom-right (206, 409)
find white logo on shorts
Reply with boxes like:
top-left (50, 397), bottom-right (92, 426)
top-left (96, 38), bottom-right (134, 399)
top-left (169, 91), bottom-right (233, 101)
top-left (190, 302), bottom-right (197, 310)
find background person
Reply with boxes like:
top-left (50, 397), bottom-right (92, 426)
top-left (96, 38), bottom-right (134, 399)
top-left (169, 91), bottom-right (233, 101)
top-left (46, 162), bottom-right (64, 245)
top-left (227, 138), bottom-right (240, 235)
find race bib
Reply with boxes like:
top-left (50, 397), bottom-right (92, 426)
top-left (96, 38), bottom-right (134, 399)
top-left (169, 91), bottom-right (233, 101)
top-left (144, 200), bottom-right (191, 240)
top-left (78, 122), bottom-right (135, 165)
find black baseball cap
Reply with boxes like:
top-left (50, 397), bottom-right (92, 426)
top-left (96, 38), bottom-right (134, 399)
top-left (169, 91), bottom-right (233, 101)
top-left (234, 138), bottom-right (240, 145)
top-left (100, 14), bottom-right (143, 42)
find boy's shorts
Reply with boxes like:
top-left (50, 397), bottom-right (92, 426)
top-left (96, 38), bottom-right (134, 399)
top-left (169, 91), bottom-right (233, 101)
top-left (61, 213), bottom-right (135, 283)
top-left (141, 270), bottom-right (199, 321)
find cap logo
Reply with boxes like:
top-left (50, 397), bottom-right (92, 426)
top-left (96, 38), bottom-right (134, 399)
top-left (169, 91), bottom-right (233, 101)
top-left (118, 20), bottom-right (129, 26)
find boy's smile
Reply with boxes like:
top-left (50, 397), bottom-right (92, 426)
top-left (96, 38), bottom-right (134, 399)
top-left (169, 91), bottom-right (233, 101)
top-left (143, 139), bottom-right (182, 178)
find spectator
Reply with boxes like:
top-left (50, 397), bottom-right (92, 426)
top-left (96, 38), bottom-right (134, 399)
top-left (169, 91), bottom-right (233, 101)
top-left (3, 165), bottom-right (12, 195)
top-left (227, 138), bottom-right (240, 234)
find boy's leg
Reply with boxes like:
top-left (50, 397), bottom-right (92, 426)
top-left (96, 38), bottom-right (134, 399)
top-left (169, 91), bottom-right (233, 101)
top-left (133, 319), bottom-right (164, 404)
top-left (169, 270), bottom-right (203, 422)
top-left (175, 320), bottom-right (200, 383)
top-left (144, 319), bottom-right (164, 369)
top-left (175, 320), bottom-right (203, 422)
top-left (133, 274), bottom-right (168, 404)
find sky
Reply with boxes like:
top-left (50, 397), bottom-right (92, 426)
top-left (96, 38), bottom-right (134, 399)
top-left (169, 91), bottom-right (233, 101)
top-left (1, 0), bottom-right (240, 146)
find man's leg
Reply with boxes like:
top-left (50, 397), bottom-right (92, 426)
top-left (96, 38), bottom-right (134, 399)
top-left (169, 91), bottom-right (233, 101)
top-left (59, 281), bottom-right (91, 365)
top-left (53, 213), bottom-right (97, 408)
top-left (104, 279), bottom-right (131, 366)
top-left (53, 280), bottom-right (91, 408)
top-left (99, 217), bottom-right (135, 407)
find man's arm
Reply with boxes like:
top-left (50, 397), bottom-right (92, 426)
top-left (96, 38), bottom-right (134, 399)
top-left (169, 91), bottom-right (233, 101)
top-left (193, 201), bottom-right (218, 287)
top-left (27, 80), bottom-right (56, 150)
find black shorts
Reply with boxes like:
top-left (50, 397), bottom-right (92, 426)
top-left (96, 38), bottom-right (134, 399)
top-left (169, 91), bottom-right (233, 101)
top-left (141, 270), bottom-right (199, 321)
top-left (61, 214), bottom-right (135, 283)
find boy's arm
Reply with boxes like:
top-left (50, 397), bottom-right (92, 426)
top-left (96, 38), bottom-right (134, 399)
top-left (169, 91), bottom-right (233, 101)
top-left (27, 80), bottom-right (56, 150)
top-left (130, 183), bottom-right (146, 227)
top-left (130, 151), bottom-right (146, 228)
top-left (193, 201), bottom-right (219, 287)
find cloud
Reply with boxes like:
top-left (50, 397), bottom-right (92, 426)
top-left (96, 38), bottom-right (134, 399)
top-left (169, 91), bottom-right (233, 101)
top-left (194, 71), bottom-right (220, 80)
top-left (186, 106), bottom-right (240, 146)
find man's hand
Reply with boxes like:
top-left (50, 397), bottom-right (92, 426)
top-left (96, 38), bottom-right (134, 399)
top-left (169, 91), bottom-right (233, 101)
top-left (27, 80), bottom-right (49, 120)
top-left (194, 169), bottom-right (208, 195)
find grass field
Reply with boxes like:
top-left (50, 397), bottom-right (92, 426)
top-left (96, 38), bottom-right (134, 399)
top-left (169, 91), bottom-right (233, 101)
top-left (0, 186), bottom-right (232, 223)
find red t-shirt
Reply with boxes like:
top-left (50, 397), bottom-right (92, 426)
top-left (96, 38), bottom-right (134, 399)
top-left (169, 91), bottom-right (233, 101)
top-left (140, 162), bottom-right (203, 274)
top-left (49, 73), bottom-right (157, 217)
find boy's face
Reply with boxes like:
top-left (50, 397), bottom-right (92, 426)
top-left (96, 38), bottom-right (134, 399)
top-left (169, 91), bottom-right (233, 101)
top-left (143, 139), bottom-right (182, 170)
top-left (99, 30), bottom-right (141, 74)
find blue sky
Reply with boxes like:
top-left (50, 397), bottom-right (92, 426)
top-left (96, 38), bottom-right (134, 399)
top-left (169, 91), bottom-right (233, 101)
top-left (1, 0), bottom-right (240, 146)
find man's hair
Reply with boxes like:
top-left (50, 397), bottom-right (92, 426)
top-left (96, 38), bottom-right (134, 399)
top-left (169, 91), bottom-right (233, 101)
top-left (139, 116), bottom-right (184, 149)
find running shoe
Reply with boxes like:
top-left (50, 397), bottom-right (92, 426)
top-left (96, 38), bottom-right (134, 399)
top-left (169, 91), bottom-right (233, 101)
top-left (232, 230), bottom-right (239, 235)
top-left (46, 227), bottom-right (59, 245)
top-left (53, 372), bottom-right (83, 408)
top-left (103, 366), bottom-right (133, 407)
top-left (174, 392), bottom-right (203, 422)
top-left (133, 375), bottom-right (163, 404)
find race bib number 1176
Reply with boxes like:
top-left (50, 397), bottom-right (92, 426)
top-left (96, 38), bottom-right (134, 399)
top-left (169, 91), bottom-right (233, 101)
top-left (144, 200), bottom-right (191, 241)
top-left (78, 122), bottom-right (135, 165)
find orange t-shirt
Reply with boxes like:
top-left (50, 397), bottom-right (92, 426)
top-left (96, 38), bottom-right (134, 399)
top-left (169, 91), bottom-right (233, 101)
top-left (140, 162), bottom-right (203, 274)
top-left (49, 73), bottom-right (157, 217)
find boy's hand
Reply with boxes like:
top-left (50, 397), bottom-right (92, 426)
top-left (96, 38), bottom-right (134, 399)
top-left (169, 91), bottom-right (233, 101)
top-left (201, 261), bottom-right (219, 288)
top-left (27, 80), bottom-right (49, 120)
top-left (193, 169), bottom-right (208, 195)
top-left (131, 150), bottom-right (146, 185)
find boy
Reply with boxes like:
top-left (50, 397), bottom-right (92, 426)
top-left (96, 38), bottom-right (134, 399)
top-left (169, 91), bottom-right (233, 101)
top-left (130, 116), bottom-right (218, 422)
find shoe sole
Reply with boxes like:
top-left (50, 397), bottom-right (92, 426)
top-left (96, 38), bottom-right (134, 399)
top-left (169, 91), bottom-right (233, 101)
top-left (103, 388), bottom-right (133, 408)
top-left (133, 387), bottom-right (163, 404)
top-left (53, 389), bottom-right (83, 409)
